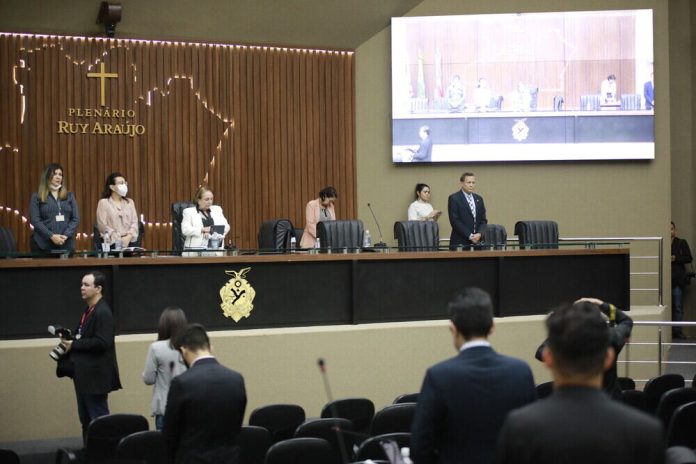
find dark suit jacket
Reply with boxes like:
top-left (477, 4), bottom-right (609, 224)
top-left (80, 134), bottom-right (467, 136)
top-left (163, 357), bottom-right (247, 464)
top-left (70, 298), bottom-right (121, 395)
top-left (448, 190), bottom-right (487, 249)
top-left (671, 237), bottom-right (693, 288)
top-left (497, 386), bottom-right (664, 464)
top-left (410, 346), bottom-right (536, 464)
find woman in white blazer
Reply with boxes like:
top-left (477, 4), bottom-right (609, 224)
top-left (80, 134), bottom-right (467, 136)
top-left (181, 186), bottom-right (230, 255)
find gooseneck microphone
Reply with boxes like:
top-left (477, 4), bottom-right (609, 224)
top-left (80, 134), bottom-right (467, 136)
top-left (317, 358), bottom-right (350, 464)
top-left (366, 203), bottom-right (387, 248)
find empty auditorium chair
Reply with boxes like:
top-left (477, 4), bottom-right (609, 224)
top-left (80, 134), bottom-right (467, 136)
top-left (481, 223), bottom-right (507, 250)
top-left (317, 220), bottom-right (364, 252)
top-left (370, 403), bottom-right (417, 436)
top-left (257, 219), bottom-right (296, 252)
top-left (393, 392), bottom-right (419, 404)
top-left (116, 430), bottom-right (166, 464)
top-left (514, 220), bottom-right (559, 249)
top-left (321, 398), bottom-right (375, 435)
top-left (355, 433), bottom-right (411, 462)
top-left (294, 418), bottom-right (355, 464)
top-left (238, 425), bottom-right (272, 464)
top-left (656, 388), bottom-right (696, 429)
top-left (644, 374), bottom-right (686, 414)
top-left (249, 403), bottom-right (305, 444)
top-left (393, 220), bottom-right (439, 252)
top-left (265, 437), bottom-right (336, 464)
top-left (171, 202), bottom-right (195, 255)
top-left (667, 401), bottom-right (696, 448)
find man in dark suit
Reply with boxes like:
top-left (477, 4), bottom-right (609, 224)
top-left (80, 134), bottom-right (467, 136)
top-left (60, 270), bottom-right (122, 439)
top-left (671, 221), bottom-right (692, 339)
top-left (409, 126), bottom-right (433, 162)
top-left (448, 172), bottom-right (487, 250)
top-left (163, 324), bottom-right (247, 464)
top-left (410, 288), bottom-right (536, 464)
top-left (497, 301), bottom-right (664, 464)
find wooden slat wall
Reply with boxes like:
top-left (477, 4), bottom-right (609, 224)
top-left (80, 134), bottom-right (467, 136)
top-left (403, 13), bottom-right (639, 110)
top-left (0, 34), bottom-right (356, 251)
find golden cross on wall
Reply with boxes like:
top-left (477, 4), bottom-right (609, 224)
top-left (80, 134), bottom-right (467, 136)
top-left (87, 62), bottom-right (118, 107)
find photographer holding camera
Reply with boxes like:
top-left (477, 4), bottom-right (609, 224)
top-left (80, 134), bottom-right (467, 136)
top-left (671, 221), bottom-right (693, 339)
top-left (56, 271), bottom-right (122, 439)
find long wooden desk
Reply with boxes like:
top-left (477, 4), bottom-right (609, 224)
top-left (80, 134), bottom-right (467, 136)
top-left (0, 248), bottom-right (630, 339)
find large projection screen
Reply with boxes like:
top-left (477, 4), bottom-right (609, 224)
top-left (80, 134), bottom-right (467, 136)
top-left (391, 10), bottom-right (654, 163)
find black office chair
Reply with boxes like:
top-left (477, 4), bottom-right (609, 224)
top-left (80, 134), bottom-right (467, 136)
top-left (370, 403), bottom-right (417, 436)
top-left (0, 450), bottom-right (19, 464)
top-left (258, 219), bottom-right (296, 252)
top-left (618, 376), bottom-right (636, 391)
top-left (393, 221), bottom-right (439, 252)
top-left (248, 404), bottom-right (305, 444)
top-left (644, 374), bottom-right (685, 414)
top-left (321, 398), bottom-right (375, 435)
top-left (0, 226), bottom-right (17, 257)
top-left (317, 220), bottom-right (364, 252)
top-left (514, 220), bottom-right (559, 249)
top-left (529, 86), bottom-right (539, 111)
top-left (116, 430), bottom-right (166, 464)
top-left (667, 401), bottom-right (696, 448)
top-left (294, 418), bottom-right (355, 464)
top-left (355, 433), bottom-right (410, 461)
top-left (553, 95), bottom-right (564, 111)
top-left (239, 425), bottom-right (272, 464)
top-left (620, 93), bottom-right (642, 111)
top-left (56, 413), bottom-right (149, 463)
top-left (265, 437), bottom-right (337, 464)
top-left (621, 389), bottom-right (648, 413)
top-left (393, 393), bottom-right (419, 404)
top-left (171, 202), bottom-right (195, 255)
top-left (656, 388), bottom-right (696, 429)
top-left (481, 223), bottom-right (507, 250)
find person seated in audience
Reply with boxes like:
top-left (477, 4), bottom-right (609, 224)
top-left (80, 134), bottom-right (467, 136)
top-left (181, 186), bottom-right (230, 255)
top-left (407, 183), bottom-right (441, 222)
top-left (600, 74), bottom-right (617, 104)
top-left (411, 287), bottom-right (536, 464)
top-left (143, 307), bottom-right (188, 431)
top-left (445, 75), bottom-right (465, 112)
top-left (29, 162), bottom-right (80, 254)
top-left (497, 300), bottom-right (664, 464)
top-left (96, 172), bottom-right (139, 248)
top-left (300, 186), bottom-right (337, 249)
top-left (534, 297), bottom-right (632, 400)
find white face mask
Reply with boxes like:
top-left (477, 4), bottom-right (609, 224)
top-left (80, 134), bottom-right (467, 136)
top-left (114, 184), bottom-right (128, 197)
top-left (49, 184), bottom-right (61, 192)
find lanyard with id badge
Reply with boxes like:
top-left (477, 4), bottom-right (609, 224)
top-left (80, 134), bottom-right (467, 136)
top-left (54, 195), bottom-right (65, 223)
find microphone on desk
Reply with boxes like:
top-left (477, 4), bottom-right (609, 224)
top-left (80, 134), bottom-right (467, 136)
top-left (366, 203), bottom-right (387, 248)
top-left (317, 358), bottom-right (351, 464)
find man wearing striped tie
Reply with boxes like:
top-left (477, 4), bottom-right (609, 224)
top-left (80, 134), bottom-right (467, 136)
top-left (448, 172), bottom-right (487, 250)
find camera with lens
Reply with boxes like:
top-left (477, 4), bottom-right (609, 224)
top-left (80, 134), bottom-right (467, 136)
top-left (48, 325), bottom-right (73, 361)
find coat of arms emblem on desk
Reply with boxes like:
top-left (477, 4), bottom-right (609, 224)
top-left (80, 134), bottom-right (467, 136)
top-left (220, 267), bottom-right (256, 322)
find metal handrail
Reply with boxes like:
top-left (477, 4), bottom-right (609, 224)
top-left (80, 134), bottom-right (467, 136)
top-left (620, 320), bottom-right (696, 381)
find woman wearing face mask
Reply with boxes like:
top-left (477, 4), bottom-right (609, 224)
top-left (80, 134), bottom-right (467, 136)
top-left (96, 172), bottom-right (139, 248)
top-left (181, 186), bottom-right (230, 256)
top-left (29, 163), bottom-right (80, 254)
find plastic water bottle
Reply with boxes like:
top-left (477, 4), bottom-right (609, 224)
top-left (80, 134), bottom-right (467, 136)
top-left (363, 230), bottom-right (372, 248)
top-left (114, 236), bottom-right (123, 251)
top-left (315, 237), bottom-right (321, 249)
top-left (289, 236), bottom-right (297, 253)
